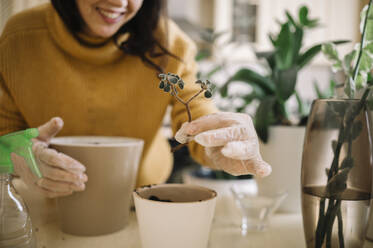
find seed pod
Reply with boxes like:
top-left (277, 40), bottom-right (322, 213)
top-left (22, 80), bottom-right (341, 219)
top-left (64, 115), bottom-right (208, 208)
top-left (195, 79), bottom-right (203, 84)
top-left (178, 81), bottom-right (184, 89)
top-left (204, 90), bottom-right (212, 98)
top-left (159, 81), bottom-right (165, 89)
top-left (206, 80), bottom-right (211, 85)
top-left (169, 76), bottom-right (178, 84)
top-left (164, 84), bottom-right (171, 92)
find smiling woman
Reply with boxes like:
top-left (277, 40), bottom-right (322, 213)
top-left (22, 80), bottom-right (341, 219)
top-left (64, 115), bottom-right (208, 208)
top-left (51, 0), bottom-right (170, 72)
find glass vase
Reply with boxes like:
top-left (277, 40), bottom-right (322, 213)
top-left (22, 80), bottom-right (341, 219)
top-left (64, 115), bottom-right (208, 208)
top-left (301, 99), bottom-right (373, 248)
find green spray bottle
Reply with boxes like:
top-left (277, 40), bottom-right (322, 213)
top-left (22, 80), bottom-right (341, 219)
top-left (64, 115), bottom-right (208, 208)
top-left (0, 128), bottom-right (40, 248)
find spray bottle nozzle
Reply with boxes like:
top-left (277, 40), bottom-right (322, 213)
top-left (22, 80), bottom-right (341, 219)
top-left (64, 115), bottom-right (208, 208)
top-left (0, 128), bottom-right (41, 177)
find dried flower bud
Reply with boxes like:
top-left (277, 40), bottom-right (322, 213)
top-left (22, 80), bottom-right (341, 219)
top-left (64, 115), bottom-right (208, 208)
top-left (204, 90), bottom-right (212, 98)
top-left (159, 81), bottom-right (165, 89)
top-left (158, 73), bottom-right (166, 80)
top-left (178, 81), bottom-right (184, 89)
top-left (164, 84), bottom-right (171, 92)
top-left (168, 76), bottom-right (178, 84)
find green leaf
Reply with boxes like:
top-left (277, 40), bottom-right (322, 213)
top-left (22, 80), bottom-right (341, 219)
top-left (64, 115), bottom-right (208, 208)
top-left (297, 44), bottom-right (321, 69)
top-left (322, 43), bottom-right (340, 61)
top-left (256, 51), bottom-right (276, 70)
top-left (295, 90), bottom-right (305, 116)
top-left (345, 77), bottom-right (356, 98)
top-left (297, 40), bottom-right (349, 69)
top-left (359, 51), bottom-right (373, 73)
top-left (298, 5), bottom-right (319, 28)
top-left (274, 23), bottom-right (294, 69)
top-left (292, 27), bottom-right (304, 64)
top-left (221, 68), bottom-right (275, 97)
top-left (364, 41), bottom-right (373, 54)
top-left (328, 79), bottom-right (336, 97)
top-left (275, 67), bottom-right (298, 100)
top-left (361, 4), bottom-right (373, 42)
top-left (355, 72), bottom-right (367, 89)
top-left (313, 81), bottom-right (325, 99)
top-left (268, 34), bottom-right (276, 46)
top-left (343, 50), bottom-right (357, 73)
top-left (286, 11), bottom-right (298, 27)
top-left (254, 97), bottom-right (276, 142)
top-left (299, 6), bottom-right (309, 26)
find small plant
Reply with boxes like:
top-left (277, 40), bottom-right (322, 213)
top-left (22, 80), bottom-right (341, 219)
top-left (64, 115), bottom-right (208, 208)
top-left (218, 5), bottom-right (347, 142)
top-left (158, 72), bottom-right (213, 151)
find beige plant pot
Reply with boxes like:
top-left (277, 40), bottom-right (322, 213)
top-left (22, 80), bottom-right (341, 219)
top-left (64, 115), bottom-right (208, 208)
top-left (133, 184), bottom-right (217, 248)
top-left (257, 126), bottom-right (305, 213)
top-left (50, 136), bottom-right (144, 236)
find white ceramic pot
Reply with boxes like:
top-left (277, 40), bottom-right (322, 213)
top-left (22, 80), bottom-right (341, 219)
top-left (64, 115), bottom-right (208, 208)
top-left (50, 136), bottom-right (144, 236)
top-left (133, 184), bottom-right (217, 248)
top-left (182, 169), bottom-right (257, 226)
top-left (257, 126), bottom-right (305, 213)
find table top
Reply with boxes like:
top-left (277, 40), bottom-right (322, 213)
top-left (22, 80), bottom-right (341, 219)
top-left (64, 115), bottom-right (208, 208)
top-left (14, 179), bottom-right (306, 248)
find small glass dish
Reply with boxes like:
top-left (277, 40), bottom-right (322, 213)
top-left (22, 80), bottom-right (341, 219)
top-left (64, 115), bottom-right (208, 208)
top-left (230, 185), bottom-right (287, 235)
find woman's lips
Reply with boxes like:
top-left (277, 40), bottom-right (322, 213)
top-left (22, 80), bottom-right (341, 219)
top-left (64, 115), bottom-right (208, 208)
top-left (97, 7), bottom-right (125, 24)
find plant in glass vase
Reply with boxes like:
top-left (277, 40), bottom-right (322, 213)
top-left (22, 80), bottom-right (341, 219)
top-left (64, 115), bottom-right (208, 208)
top-left (301, 1), bottom-right (373, 247)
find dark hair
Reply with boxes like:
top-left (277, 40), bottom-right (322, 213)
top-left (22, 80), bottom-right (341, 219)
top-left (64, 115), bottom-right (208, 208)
top-left (50, 0), bottom-right (177, 72)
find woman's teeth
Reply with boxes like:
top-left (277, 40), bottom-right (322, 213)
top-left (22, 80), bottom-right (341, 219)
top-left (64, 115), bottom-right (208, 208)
top-left (99, 9), bottom-right (122, 19)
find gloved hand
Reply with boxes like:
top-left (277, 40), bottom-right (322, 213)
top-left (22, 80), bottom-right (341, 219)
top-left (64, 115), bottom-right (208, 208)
top-left (175, 112), bottom-right (271, 177)
top-left (12, 117), bottom-right (88, 198)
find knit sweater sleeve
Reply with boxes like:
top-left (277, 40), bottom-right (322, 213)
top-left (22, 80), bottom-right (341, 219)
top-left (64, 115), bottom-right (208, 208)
top-left (168, 23), bottom-right (218, 167)
top-left (0, 73), bottom-right (27, 135)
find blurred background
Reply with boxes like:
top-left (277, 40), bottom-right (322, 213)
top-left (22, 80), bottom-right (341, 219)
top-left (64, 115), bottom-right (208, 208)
top-left (0, 0), bottom-right (369, 182)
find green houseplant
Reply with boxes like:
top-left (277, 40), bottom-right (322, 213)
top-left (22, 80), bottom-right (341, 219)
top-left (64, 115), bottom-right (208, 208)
top-left (219, 5), bottom-right (347, 142)
top-left (215, 5), bottom-right (348, 213)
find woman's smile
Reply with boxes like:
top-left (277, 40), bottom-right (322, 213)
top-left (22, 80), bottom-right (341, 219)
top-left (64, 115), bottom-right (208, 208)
top-left (96, 7), bottom-right (126, 24)
top-left (76, 0), bottom-right (143, 38)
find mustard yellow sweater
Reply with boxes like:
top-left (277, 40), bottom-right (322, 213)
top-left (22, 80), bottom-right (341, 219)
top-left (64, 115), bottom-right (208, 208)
top-left (0, 4), bottom-right (217, 186)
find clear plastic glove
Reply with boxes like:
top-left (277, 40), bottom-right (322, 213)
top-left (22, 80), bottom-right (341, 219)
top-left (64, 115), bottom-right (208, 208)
top-left (12, 117), bottom-right (88, 198)
top-left (175, 112), bottom-right (271, 177)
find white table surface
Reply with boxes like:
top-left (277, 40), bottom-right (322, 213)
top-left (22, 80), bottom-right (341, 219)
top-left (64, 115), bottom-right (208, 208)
top-left (12, 179), bottom-right (309, 248)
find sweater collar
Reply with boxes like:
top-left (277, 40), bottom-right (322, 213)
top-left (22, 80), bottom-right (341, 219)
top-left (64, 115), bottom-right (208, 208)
top-left (46, 4), bottom-right (128, 65)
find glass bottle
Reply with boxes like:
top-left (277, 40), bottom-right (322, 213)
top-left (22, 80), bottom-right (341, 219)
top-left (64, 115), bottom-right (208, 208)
top-left (0, 173), bottom-right (36, 248)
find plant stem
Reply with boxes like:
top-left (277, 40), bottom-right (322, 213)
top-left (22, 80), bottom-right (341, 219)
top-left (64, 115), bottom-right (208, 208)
top-left (352, 0), bottom-right (373, 84)
top-left (337, 205), bottom-right (344, 248)
top-left (186, 88), bottom-right (205, 105)
top-left (169, 83), bottom-right (207, 152)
